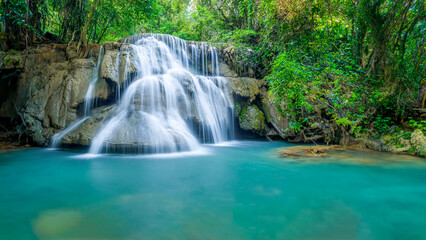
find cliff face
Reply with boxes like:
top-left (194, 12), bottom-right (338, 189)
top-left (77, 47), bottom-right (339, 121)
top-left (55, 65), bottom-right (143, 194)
top-left (1, 44), bottom-right (94, 145)
top-left (1, 41), bottom-right (424, 157)
top-left (0, 42), bottom-right (280, 147)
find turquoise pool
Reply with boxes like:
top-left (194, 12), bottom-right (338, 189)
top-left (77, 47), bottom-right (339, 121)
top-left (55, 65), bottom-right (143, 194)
top-left (1, 141), bottom-right (425, 239)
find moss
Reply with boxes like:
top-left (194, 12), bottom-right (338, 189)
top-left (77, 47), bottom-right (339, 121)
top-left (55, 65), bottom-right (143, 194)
top-left (239, 106), bottom-right (247, 123)
top-left (234, 103), bottom-right (242, 116)
top-left (4, 55), bottom-right (12, 66)
top-left (239, 105), bottom-right (265, 132)
top-left (3, 55), bottom-right (22, 68)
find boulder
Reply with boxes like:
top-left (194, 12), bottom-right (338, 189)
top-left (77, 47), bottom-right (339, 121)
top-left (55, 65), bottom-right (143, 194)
top-left (261, 90), bottom-right (294, 138)
top-left (239, 105), bottom-right (265, 133)
top-left (411, 129), bottom-right (426, 157)
top-left (219, 62), bottom-right (238, 78)
top-left (100, 45), bottom-right (137, 86)
top-left (0, 54), bottom-right (25, 69)
top-left (61, 105), bottom-right (116, 146)
top-left (226, 77), bottom-right (264, 103)
top-left (218, 44), bottom-right (259, 78)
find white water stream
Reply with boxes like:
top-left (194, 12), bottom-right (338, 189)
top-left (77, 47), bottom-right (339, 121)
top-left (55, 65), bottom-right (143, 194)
top-left (90, 34), bottom-right (233, 153)
top-left (53, 34), bottom-right (234, 154)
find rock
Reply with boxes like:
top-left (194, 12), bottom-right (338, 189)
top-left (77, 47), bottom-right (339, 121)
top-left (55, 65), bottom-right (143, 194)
top-left (100, 45), bottom-right (137, 87)
top-left (0, 54), bottom-right (24, 69)
top-left (100, 49), bottom-right (119, 83)
top-left (226, 77), bottom-right (265, 102)
top-left (261, 89), bottom-right (294, 138)
top-left (363, 136), bottom-right (384, 152)
top-left (410, 129), bottom-right (426, 157)
top-left (61, 105), bottom-right (116, 146)
top-left (239, 105), bottom-right (265, 133)
top-left (0, 44), bottom-right (113, 146)
top-left (382, 137), bottom-right (412, 153)
top-left (234, 103), bottom-right (242, 117)
top-left (218, 44), bottom-right (260, 78)
top-left (279, 148), bottom-right (301, 157)
top-left (278, 145), bottom-right (342, 158)
top-left (410, 129), bottom-right (426, 149)
top-left (219, 62), bottom-right (238, 77)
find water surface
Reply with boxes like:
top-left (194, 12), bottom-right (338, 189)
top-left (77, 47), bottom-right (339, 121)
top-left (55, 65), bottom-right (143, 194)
top-left (1, 141), bottom-right (425, 239)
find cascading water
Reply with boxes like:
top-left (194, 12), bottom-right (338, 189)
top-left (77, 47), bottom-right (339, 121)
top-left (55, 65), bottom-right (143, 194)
top-left (84, 46), bottom-right (104, 116)
top-left (89, 34), bottom-right (234, 154)
top-left (51, 46), bottom-right (105, 148)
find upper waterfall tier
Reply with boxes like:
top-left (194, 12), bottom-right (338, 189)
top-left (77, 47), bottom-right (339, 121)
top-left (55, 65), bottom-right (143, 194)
top-left (121, 33), bottom-right (221, 76)
top-left (89, 34), bottom-right (234, 154)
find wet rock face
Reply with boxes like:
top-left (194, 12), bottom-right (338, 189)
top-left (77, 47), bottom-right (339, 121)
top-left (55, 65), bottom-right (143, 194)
top-left (61, 105), bottom-right (116, 146)
top-left (100, 44), bottom-right (137, 86)
top-left (0, 44), bottom-right (112, 146)
top-left (226, 77), bottom-right (264, 103)
top-left (361, 130), bottom-right (426, 157)
top-left (239, 105), bottom-right (265, 133)
top-left (0, 41), bottom-right (273, 147)
top-left (218, 44), bottom-right (259, 78)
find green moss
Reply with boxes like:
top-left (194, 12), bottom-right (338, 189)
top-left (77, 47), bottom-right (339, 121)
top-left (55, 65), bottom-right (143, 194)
top-left (239, 106), bottom-right (248, 124)
top-left (239, 105), bottom-right (265, 131)
top-left (4, 55), bottom-right (12, 66)
top-left (3, 55), bottom-right (22, 68)
top-left (235, 103), bottom-right (242, 116)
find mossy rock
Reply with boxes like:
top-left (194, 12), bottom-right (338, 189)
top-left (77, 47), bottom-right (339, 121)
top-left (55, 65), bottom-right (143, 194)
top-left (2, 54), bottom-right (23, 69)
top-left (239, 105), bottom-right (265, 133)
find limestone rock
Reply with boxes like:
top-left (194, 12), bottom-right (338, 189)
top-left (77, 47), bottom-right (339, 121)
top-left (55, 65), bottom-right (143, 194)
top-left (410, 129), bottom-right (426, 149)
top-left (0, 44), bottom-right (113, 146)
top-left (100, 45), bottom-right (137, 86)
top-left (218, 44), bottom-right (259, 78)
top-left (363, 136), bottom-right (384, 152)
top-left (219, 62), bottom-right (238, 77)
top-left (239, 105), bottom-right (265, 133)
top-left (61, 105), bottom-right (116, 146)
top-left (261, 89), bottom-right (294, 138)
top-left (0, 54), bottom-right (24, 69)
top-left (226, 77), bottom-right (264, 102)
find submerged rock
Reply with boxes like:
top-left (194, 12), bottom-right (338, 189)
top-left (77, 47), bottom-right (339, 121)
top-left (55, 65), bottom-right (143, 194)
top-left (278, 145), bottom-right (343, 158)
top-left (33, 209), bottom-right (82, 238)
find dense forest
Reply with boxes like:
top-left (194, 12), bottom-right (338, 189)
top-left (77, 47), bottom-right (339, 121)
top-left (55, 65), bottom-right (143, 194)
top-left (1, 0), bottom-right (425, 149)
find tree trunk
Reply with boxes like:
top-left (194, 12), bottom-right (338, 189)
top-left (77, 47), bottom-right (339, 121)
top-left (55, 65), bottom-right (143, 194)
top-left (77, 0), bottom-right (99, 57)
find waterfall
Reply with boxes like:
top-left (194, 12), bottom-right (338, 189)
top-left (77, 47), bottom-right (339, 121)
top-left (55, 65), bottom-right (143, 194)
top-left (51, 46), bottom-right (105, 148)
top-left (84, 46), bottom-right (104, 116)
top-left (90, 34), bottom-right (234, 154)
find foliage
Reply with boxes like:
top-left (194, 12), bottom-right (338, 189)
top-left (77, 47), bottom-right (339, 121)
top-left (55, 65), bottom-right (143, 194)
top-left (408, 118), bottom-right (426, 133)
top-left (0, 0), bottom-right (158, 49)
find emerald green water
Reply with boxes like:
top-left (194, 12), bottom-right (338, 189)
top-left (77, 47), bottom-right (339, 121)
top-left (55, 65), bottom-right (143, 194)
top-left (1, 141), bottom-right (426, 239)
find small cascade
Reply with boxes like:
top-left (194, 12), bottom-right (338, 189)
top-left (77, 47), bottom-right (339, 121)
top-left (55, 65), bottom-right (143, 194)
top-left (90, 34), bottom-right (234, 154)
top-left (51, 46), bottom-right (105, 148)
top-left (51, 117), bottom-right (90, 147)
top-left (84, 46), bottom-right (104, 116)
